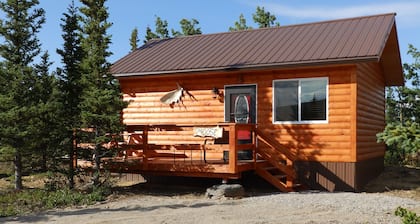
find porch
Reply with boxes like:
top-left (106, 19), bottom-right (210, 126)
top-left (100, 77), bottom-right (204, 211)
top-left (79, 123), bottom-right (299, 192)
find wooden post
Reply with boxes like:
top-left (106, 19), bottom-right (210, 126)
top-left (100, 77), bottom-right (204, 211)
top-left (252, 125), bottom-right (257, 166)
top-left (228, 123), bottom-right (237, 174)
top-left (286, 159), bottom-right (293, 188)
top-left (142, 125), bottom-right (149, 169)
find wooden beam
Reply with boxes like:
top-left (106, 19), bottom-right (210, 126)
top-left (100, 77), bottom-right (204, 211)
top-left (228, 124), bottom-right (238, 173)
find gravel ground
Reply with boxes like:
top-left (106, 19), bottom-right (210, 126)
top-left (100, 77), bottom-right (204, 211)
top-left (1, 191), bottom-right (419, 224)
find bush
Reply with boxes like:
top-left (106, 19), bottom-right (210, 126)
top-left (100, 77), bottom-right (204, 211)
top-left (395, 206), bottom-right (420, 224)
top-left (377, 122), bottom-right (420, 167)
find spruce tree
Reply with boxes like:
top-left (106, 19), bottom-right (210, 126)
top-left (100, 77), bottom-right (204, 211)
top-left (154, 16), bottom-right (169, 39)
top-left (0, 0), bottom-right (45, 190)
top-left (129, 27), bottom-right (139, 52)
top-left (79, 0), bottom-right (126, 186)
top-left (229, 14), bottom-right (252, 31)
top-left (56, 0), bottom-right (84, 189)
top-left (144, 26), bottom-right (158, 43)
top-left (377, 44), bottom-right (420, 165)
top-left (33, 51), bottom-right (57, 172)
top-left (172, 18), bottom-right (202, 36)
top-left (252, 6), bottom-right (278, 28)
top-left (143, 16), bottom-right (169, 43)
top-left (181, 18), bottom-right (201, 35)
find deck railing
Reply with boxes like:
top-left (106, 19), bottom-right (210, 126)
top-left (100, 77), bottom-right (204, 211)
top-left (118, 123), bottom-right (257, 174)
top-left (75, 123), bottom-right (300, 191)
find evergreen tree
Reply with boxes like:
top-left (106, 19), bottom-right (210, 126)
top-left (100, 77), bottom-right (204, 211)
top-left (252, 6), bottom-right (278, 28)
top-left (79, 0), bottom-right (126, 186)
top-left (182, 18), bottom-right (202, 35)
top-left (176, 18), bottom-right (202, 36)
top-left (56, 0), bottom-right (84, 189)
top-left (33, 51), bottom-right (57, 172)
top-left (229, 14), bottom-right (252, 31)
top-left (154, 16), bottom-right (169, 39)
top-left (144, 26), bottom-right (158, 43)
top-left (144, 16), bottom-right (202, 42)
top-left (384, 45), bottom-right (420, 124)
top-left (129, 27), bottom-right (139, 51)
top-left (143, 16), bottom-right (169, 43)
top-left (0, 0), bottom-right (45, 190)
top-left (377, 44), bottom-right (420, 166)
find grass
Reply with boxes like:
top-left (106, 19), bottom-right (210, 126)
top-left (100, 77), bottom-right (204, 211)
top-left (0, 187), bottom-right (110, 217)
top-left (0, 171), bottom-right (112, 217)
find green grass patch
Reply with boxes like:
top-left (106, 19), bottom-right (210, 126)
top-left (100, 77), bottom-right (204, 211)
top-left (0, 186), bottom-right (110, 217)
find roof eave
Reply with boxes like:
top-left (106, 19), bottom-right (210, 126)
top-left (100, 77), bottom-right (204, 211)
top-left (112, 56), bottom-right (380, 78)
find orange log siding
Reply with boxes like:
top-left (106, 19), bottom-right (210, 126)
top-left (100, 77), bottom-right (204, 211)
top-left (254, 66), bottom-right (355, 163)
top-left (356, 62), bottom-right (386, 161)
top-left (119, 63), bottom-right (385, 163)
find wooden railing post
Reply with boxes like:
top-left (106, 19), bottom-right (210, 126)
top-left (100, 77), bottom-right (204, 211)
top-left (286, 159), bottom-right (293, 188)
top-left (252, 125), bottom-right (257, 165)
top-left (142, 125), bottom-right (149, 169)
top-left (228, 123), bottom-right (238, 173)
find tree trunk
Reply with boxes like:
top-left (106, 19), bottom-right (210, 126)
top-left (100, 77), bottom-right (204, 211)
top-left (41, 144), bottom-right (47, 172)
top-left (92, 127), bottom-right (101, 187)
top-left (92, 145), bottom-right (101, 186)
top-left (68, 145), bottom-right (75, 189)
top-left (68, 129), bottom-right (76, 189)
top-left (14, 151), bottom-right (23, 190)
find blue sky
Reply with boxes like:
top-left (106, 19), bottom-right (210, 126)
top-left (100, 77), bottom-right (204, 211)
top-left (34, 0), bottom-right (420, 70)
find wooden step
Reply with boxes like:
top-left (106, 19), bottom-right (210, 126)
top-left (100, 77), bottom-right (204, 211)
top-left (273, 174), bottom-right (287, 180)
top-left (255, 165), bottom-right (294, 192)
top-left (263, 166), bottom-right (278, 172)
top-left (256, 152), bottom-right (296, 179)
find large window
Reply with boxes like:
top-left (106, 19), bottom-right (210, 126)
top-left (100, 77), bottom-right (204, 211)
top-left (273, 77), bottom-right (328, 124)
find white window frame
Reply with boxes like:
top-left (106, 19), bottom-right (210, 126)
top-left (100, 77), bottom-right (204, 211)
top-left (272, 77), bottom-right (328, 124)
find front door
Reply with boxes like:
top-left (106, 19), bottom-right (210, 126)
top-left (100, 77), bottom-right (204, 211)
top-left (225, 85), bottom-right (256, 139)
top-left (224, 85), bottom-right (256, 160)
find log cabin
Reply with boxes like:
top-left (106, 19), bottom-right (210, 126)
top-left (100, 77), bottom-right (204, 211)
top-left (108, 13), bottom-right (404, 192)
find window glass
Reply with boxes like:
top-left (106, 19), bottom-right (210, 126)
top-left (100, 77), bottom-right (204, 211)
top-left (274, 80), bottom-right (298, 121)
top-left (301, 79), bottom-right (327, 121)
top-left (273, 78), bottom-right (327, 123)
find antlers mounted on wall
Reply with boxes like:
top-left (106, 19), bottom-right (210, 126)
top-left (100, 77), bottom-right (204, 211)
top-left (160, 83), bottom-right (196, 108)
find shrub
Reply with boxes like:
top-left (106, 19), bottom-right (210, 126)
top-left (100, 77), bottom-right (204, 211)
top-left (395, 206), bottom-right (420, 224)
top-left (377, 122), bottom-right (420, 167)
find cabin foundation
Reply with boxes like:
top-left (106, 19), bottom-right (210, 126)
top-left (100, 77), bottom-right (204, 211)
top-left (296, 157), bottom-right (384, 192)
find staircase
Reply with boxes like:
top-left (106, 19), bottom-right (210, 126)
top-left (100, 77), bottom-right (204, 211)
top-left (255, 128), bottom-right (300, 192)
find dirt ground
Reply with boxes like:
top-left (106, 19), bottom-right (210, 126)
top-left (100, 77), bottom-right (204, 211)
top-left (364, 166), bottom-right (420, 201)
top-left (0, 166), bottom-right (419, 224)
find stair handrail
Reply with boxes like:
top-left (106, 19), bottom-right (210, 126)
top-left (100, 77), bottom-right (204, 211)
top-left (255, 128), bottom-right (298, 161)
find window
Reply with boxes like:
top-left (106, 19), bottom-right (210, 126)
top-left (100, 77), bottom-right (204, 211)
top-left (273, 77), bottom-right (328, 123)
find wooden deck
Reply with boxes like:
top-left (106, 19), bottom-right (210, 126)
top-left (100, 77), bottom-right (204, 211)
top-left (102, 157), bottom-right (258, 179)
top-left (76, 123), bottom-right (300, 191)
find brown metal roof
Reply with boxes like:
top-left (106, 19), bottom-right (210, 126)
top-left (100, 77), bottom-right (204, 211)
top-left (111, 13), bottom-right (403, 86)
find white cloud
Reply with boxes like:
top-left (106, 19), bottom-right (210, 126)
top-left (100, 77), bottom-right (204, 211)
top-left (263, 1), bottom-right (420, 27)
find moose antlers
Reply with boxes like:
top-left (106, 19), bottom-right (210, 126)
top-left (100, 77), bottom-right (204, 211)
top-left (160, 83), bottom-right (196, 108)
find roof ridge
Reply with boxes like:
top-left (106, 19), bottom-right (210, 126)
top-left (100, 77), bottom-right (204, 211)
top-left (143, 12), bottom-right (397, 43)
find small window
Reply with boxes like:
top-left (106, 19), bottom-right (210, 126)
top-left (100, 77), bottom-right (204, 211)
top-left (273, 77), bottom-right (328, 124)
